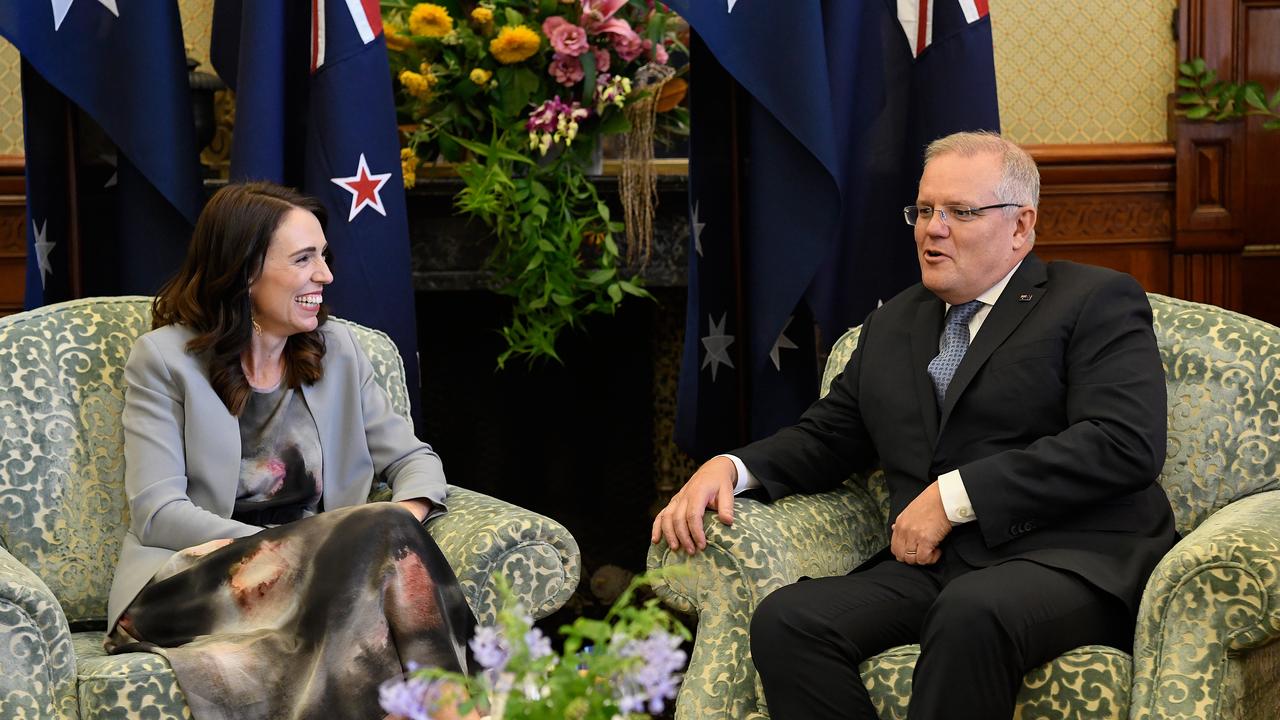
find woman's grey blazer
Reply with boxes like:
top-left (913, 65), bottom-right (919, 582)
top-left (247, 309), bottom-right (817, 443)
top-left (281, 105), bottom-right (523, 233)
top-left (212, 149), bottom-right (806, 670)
top-left (106, 321), bottom-right (447, 630)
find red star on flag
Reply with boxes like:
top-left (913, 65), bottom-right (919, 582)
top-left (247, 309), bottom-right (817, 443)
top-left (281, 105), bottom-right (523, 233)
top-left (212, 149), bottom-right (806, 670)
top-left (330, 153), bottom-right (392, 221)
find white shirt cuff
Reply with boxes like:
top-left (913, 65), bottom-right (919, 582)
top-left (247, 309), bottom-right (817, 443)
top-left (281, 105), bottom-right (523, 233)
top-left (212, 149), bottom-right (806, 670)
top-left (937, 469), bottom-right (976, 524)
top-left (719, 454), bottom-right (760, 495)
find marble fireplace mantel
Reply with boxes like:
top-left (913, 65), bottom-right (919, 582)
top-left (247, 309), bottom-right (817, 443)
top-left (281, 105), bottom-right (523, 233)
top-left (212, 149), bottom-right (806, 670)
top-left (406, 174), bottom-right (691, 292)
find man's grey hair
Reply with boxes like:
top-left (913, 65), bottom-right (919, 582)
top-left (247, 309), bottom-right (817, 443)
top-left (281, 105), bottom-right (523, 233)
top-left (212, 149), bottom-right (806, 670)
top-left (924, 131), bottom-right (1040, 209)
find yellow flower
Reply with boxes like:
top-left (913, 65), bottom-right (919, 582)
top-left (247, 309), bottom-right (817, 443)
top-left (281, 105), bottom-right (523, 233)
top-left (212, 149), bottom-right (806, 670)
top-left (489, 25), bottom-right (540, 64)
top-left (470, 7), bottom-right (493, 25)
top-left (398, 70), bottom-right (433, 100)
top-left (385, 23), bottom-right (412, 51)
top-left (469, 68), bottom-right (493, 85)
top-left (408, 3), bottom-right (453, 38)
top-left (400, 148), bottom-right (417, 189)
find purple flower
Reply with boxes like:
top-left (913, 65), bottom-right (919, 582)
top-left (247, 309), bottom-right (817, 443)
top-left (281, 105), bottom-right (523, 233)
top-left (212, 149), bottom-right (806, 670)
top-left (469, 624), bottom-right (512, 671)
top-left (379, 675), bottom-right (444, 720)
top-left (526, 97), bottom-right (591, 154)
top-left (524, 626), bottom-right (553, 661)
top-left (612, 630), bottom-right (686, 715)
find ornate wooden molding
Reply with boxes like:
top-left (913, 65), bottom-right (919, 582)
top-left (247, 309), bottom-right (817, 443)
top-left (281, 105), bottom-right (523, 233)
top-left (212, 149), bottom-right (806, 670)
top-left (0, 154), bottom-right (28, 317)
top-left (1017, 143), bottom-right (1177, 294)
top-left (1037, 194), bottom-right (1172, 245)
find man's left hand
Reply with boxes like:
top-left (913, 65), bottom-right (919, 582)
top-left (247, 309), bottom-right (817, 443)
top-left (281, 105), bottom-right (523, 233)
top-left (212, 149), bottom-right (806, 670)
top-left (890, 481), bottom-right (951, 565)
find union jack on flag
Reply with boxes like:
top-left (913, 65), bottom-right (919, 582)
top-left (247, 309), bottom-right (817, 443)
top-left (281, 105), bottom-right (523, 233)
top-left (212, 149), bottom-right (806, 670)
top-left (311, 0), bottom-right (383, 71)
top-left (897, 0), bottom-right (991, 57)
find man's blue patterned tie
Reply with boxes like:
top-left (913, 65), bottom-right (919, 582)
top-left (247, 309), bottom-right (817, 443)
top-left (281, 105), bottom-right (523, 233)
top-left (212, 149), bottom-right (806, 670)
top-left (927, 300), bottom-right (984, 405)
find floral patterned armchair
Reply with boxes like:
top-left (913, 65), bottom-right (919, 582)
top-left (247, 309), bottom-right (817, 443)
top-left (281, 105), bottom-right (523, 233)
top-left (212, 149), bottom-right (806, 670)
top-left (648, 293), bottom-right (1280, 720)
top-left (0, 296), bottom-right (581, 719)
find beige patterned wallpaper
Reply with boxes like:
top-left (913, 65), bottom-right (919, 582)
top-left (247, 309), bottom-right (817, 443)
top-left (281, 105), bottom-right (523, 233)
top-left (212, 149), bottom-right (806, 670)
top-left (992, 0), bottom-right (1179, 144)
top-left (0, 0), bottom-right (1180, 155)
top-left (0, 42), bottom-right (20, 155)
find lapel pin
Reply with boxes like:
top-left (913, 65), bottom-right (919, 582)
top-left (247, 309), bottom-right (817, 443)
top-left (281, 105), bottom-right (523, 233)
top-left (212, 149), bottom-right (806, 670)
top-left (1018, 293), bottom-right (1033, 302)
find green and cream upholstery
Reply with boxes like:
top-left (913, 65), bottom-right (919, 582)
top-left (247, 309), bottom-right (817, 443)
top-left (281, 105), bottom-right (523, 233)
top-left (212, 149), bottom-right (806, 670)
top-left (648, 293), bottom-right (1280, 720)
top-left (0, 296), bottom-right (581, 720)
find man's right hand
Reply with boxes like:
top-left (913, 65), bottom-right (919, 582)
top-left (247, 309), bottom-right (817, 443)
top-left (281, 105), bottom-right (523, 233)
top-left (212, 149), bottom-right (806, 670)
top-left (650, 455), bottom-right (737, 555)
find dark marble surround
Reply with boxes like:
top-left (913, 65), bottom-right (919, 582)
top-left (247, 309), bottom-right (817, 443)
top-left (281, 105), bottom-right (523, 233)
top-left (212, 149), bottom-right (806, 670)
top-left (406, 174), bottom-right (691, 291)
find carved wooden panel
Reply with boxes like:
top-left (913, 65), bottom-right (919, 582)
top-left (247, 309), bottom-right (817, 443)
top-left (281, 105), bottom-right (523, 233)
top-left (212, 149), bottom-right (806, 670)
top-left (1174, 119), bottom-right (1246, 248)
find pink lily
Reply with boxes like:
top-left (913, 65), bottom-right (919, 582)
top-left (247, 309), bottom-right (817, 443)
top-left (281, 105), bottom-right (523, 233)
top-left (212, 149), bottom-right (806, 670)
top-left (581, 0), bottom-right (627, 31)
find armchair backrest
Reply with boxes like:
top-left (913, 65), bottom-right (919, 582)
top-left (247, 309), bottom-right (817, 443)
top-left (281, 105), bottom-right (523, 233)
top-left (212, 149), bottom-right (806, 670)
top-left (0, 296), bottom-right (412, 625)
top-left (820, 293), bottom-right (1280, 537)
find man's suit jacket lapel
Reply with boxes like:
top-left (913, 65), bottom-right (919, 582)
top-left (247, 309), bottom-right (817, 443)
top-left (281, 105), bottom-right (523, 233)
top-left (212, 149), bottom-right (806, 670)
top-left (938, 254), bottom-right (1049, 434)
top-left (910, 294), bottom-right (946, 444)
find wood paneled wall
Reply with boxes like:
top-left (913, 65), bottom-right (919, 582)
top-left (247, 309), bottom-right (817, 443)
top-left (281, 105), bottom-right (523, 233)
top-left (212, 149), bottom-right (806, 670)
top-left (1174, 0), bottom-right (1280, 323)
top-left (0, 156), bottom-right (24, 317)
top-left (1027, 143), bottom-right (1175, 295)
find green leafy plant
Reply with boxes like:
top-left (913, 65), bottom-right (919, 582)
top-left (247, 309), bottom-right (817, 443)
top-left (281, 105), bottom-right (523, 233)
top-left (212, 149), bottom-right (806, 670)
top-left (381, 1), bottom-right (687, 366)
top-left (1176, 57), bottom-right (1280, 130)
top-left (379, 573), bottom-right (691, 719)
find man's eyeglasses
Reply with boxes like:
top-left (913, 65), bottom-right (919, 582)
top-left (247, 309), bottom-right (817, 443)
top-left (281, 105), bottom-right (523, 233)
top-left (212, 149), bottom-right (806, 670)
top-left (903, 204), bottom-right (1021, 226)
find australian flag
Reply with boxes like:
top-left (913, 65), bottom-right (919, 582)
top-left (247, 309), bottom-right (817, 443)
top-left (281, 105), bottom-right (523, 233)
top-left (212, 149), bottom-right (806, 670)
top-left (0, 0), bottom-right (204, 308)
top-left (670, 0), bottom-right (1000, 460)
top-left (211, 0), bottom-right (422, 423)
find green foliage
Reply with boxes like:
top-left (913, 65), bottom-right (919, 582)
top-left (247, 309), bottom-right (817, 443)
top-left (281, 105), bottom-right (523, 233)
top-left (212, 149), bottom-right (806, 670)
top-left (1176, 57), bottom-right (1280, 130)
top-left (452, 122), bottom-right (651, 367)
top-left (387, 571), bottom-right (691, 720)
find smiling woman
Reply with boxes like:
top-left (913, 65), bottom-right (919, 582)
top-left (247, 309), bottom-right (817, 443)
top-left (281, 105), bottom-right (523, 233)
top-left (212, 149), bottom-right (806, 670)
top-left (105, 181), bottom-right (479, 720)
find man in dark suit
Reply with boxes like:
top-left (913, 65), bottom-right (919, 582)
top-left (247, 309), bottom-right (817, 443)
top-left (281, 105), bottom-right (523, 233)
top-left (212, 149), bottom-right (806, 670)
top-left (651, 131), bottom-right (1178, 719)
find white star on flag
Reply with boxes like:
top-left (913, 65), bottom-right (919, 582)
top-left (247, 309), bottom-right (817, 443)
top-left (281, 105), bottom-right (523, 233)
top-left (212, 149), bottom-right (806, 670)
top-left (701, 312), bottom-right (735, 382)
top-left (691, 201), bottom-right (707, 257)
top-left (32, 219), bottom-right (55, 289)
top-left (101, 151), bottom-right (117, 188)
top-left (769, 315), bottom-right (799, 371)
top-left (331, 153), bottom-right (392, 222)
top-left (727, 0), bottom-right (739, 12)
top-left (51, 0), bottom-right (118, 31)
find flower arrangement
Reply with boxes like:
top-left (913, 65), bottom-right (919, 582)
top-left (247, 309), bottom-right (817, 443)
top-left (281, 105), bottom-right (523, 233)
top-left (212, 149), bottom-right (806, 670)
top-left (379, 575), bottom-right (690, 719)
top-left (382, 0), bottom-right (688, 366)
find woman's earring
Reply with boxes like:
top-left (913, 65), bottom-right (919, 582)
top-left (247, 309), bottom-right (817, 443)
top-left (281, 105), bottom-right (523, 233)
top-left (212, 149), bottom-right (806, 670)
top-left (251, 316), bottom-right (263, 336)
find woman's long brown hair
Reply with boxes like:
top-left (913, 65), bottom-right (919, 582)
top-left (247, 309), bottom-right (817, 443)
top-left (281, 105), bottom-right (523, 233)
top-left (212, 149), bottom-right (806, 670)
top-left (152, 182), bottom-right (330, 415)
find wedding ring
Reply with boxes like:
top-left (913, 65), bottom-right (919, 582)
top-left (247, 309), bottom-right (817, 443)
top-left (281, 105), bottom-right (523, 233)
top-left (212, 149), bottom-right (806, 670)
top-left (905, 550), bottom-right (918, 555)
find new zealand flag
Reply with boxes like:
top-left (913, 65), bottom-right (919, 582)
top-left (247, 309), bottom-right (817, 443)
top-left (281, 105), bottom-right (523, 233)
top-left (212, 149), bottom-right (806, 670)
top-left (211, 0), bottom-right (422, 424)
top-left (1, 0), bottom-right (204, 308)
top-left (669, 0), bottom-right (1000, 460)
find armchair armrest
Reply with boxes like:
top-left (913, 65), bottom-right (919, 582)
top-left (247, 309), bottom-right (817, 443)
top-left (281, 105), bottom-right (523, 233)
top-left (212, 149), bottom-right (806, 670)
top-left (646, 479), bottom-right (887, 720)
top-left (426, 487), bottom-right (581, 624)
top-left (0, 545), bottom-right (78, 720)
top-left (1131, 489), bottom-right (1280, 720)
